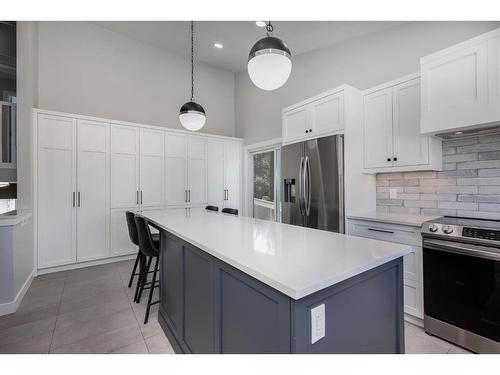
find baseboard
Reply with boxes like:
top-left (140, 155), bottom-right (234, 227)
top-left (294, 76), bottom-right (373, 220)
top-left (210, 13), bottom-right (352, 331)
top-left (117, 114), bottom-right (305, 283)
top-left (405, 313), bottom-right (424, 327)
top-left (37, 254), bottom-right (136, 275)
top-left (0, 269), bottom-right (35, 316)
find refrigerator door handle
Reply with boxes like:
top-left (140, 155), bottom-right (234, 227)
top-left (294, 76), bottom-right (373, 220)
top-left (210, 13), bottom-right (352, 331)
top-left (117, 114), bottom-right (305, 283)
top-left (305, 156), bottom-right (311, 216)
top-left (337, 135), bottom-right (345, 234)
top-left (298, 156), bottom-right (305, 215)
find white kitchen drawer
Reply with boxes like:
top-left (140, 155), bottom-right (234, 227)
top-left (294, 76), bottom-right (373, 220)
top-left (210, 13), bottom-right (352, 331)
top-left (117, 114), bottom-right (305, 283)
top-left (348, 219), bottom-right (421, 247)
top-left (404, 279), bottom-right (424, 319)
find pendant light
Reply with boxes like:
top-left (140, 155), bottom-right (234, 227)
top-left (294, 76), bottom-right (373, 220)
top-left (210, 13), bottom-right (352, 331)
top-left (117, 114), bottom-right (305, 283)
top-left (179, 21), bottom-right (206, 131)
top-left (247, 21), bottom-right (292, 91)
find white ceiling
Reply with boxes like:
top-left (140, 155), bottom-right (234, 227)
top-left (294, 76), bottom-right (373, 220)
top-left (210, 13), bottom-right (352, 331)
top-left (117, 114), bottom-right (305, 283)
top-left (94, 21), bottom-right (405, 72)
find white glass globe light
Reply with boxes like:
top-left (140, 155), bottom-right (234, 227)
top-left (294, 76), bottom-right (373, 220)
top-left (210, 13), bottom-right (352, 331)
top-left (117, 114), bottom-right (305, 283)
top-left (248, 53), bottom-right (292, 91)
top-left (179, 101), bottom-right (206, 131)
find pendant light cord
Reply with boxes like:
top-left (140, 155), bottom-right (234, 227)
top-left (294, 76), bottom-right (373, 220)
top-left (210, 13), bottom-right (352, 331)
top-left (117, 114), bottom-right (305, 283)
top-left (191, 21), bottom-right (195, 102)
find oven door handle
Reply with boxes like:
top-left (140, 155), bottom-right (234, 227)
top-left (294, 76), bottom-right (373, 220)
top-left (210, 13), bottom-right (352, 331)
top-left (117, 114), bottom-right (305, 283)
top-left (423, 238), bottom-right (500, 261)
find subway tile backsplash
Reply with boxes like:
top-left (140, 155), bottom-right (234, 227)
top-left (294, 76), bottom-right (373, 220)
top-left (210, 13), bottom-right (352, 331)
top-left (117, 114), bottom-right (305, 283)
top-left (376, 134), bottom-right (500, 220)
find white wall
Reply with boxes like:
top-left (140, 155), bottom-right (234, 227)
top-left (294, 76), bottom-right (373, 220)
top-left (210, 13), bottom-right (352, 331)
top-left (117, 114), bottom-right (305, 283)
top-left (38, 22), bottom-right (235, 137)
top-left (235, 21), bottom-right (500, 145)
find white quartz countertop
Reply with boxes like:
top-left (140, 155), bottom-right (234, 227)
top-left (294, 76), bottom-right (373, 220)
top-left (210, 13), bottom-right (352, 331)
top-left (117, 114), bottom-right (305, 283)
top-left (0, 209), bottom-right (32, 226)
top-left (143, 208), bottom-right (412, 300)
top-left (347, 211), bottom-right (442, 227)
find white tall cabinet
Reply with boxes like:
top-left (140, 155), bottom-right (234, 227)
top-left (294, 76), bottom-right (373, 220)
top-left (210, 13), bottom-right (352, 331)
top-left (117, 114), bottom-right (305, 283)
top-left (37, 115), bottom-right (110, 268)
top-left (35, 109), bottom-right (243, 272)
top-left (206, 138), bottom-right (241, 210)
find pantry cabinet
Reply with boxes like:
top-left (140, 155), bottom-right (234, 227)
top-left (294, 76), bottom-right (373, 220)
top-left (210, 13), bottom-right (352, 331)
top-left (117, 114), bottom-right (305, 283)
top-left (282, 88), bottom-right (345, 145)
top-left (37, 115), bottom-right (110, 268)
top-left (206, 138), bottom-right (242, 210)
top-left (35, 109), bottom-right (243, 272)
top-left (362, 74), bottom-right (442, 173)
top-left (420, 27), bottom-right (500, 134)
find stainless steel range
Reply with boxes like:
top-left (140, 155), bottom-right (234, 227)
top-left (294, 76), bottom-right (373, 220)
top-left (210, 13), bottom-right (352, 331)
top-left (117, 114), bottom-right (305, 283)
top-left (421, 217), bottom-right (500, 354)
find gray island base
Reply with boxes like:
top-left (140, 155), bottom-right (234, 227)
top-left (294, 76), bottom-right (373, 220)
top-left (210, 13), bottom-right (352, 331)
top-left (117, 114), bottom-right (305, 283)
top-left (157, 230), bottom-right (405, 354)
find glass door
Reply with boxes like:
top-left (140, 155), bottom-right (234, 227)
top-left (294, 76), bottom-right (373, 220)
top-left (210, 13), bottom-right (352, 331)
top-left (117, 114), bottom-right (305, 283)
top-left (252, 148), bottom-right (280, 221)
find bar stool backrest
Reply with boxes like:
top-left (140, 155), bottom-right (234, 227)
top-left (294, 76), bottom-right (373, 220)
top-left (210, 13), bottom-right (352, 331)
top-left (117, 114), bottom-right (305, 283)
top-left (134, 215), bottom-right (159, 257)
top-left (205, 205), bottom-right (219, 211)
top-left (125, 211), bottom-right (139, 246)
top-left (221, 208), bottom-right (238, 215)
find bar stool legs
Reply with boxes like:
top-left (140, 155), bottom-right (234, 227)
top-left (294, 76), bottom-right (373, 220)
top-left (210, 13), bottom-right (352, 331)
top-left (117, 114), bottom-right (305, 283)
top-left (144, 256), bottom-right (160, 324)
top-left (128, 251), bottom-right (141, 288)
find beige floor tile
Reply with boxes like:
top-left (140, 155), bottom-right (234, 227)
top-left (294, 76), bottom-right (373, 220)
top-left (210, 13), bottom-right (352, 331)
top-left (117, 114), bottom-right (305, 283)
top-left (405, 323), bottom-right (452, 354)
top-left (145, 332), bottom-right (175, 354)
top-left (0, 304), bottom-right (59, 331)
top-left (51, 308), bottom-right (138, 350)
top-left (55, 298), bottom-right (132, 332)
top-left (58, 287), bottom-right (129, 314)
top-left (0, 332), bottom-right (52, 354)
top-left (111, 339), bottom-right (149, 354)
top-left (16, 292), bottom-right (61, 314)
top-left (0, 317), bottom-right (56, 346)
top-left (50, 325), bottom-right (144, 354)
top-left (137, 319), bottom-right (164, 339)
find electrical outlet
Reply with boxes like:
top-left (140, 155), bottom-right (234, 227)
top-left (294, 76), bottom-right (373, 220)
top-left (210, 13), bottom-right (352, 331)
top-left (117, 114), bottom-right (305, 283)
top-left (389, 188), bottom-right (397, 199)
top-left (310, 304), bottom-right (325, 344)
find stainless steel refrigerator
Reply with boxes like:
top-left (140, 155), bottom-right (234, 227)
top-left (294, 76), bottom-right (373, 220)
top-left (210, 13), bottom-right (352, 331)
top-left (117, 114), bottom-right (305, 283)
top-left (281, 135), bottom-right (344, 233)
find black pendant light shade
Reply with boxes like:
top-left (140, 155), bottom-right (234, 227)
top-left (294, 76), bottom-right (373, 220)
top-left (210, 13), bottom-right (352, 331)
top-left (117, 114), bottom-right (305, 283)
top-left (247, 22), bottom-right (292, 91)
top-left (179, 21), bottom-right (206, 131)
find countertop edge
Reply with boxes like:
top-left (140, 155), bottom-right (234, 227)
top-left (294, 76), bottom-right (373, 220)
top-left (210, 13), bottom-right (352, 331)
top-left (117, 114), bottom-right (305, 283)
top-left (347, 212), bottom-right (442, 227)
top-left (0, 210), bottom-right (33, 227)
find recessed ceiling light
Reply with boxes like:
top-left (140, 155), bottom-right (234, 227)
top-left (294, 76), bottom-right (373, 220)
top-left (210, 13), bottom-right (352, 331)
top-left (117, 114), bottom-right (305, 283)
top-left (214, 43), bottom-right (223, 49)
top-left (455, 131), bottom-right (463, 135)
top-left (255, 21), bottom-right (266, 27)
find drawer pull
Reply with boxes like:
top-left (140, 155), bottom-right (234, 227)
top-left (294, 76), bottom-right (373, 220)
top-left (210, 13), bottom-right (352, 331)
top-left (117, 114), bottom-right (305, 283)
top-left (368, 228), bottom-right (394, 234)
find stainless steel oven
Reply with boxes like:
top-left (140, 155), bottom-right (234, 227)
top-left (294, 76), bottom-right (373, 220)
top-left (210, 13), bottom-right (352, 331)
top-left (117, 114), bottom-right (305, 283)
top-left (421, 217), bottom-right (500, 354)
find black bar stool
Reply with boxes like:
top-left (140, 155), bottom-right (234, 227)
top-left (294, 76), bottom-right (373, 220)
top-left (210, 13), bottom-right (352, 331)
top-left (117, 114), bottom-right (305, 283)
top-left (221, 208), bottom-right (238, 215)
top-left (205, 205), bottom-right (219, 211)
top-left (125, 211), bottom-right (158, 303)
top-left (134, 215), bottom-right (160, 324)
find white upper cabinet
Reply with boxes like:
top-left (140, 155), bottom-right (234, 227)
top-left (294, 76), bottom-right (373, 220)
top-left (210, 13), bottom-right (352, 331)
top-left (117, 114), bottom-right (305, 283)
top-left (363, 88), bottom-right (393, 169)
top-left (111, 125), bottom-right (140, 209)
top-left (392, 79), bottom-right (429, 167)
top-left (362, 74), bottom-right (441, 173)
top-left (139, 128), bottom-right (164, 207)
top-left (76, 120), bottom-right (110, 262)
top-left (420, 27), bottom-right (500, 134)
top-left (282, 88), bottom-right (345, 145)
top-left (37, 114), bottom-right (77, 268)
top-left (165, 132), bottom-right (188, 206)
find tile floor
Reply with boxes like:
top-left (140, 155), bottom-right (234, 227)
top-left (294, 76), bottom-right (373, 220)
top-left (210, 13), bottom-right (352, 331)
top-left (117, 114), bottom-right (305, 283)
top-left (0, 260), bottom-right (472, 354)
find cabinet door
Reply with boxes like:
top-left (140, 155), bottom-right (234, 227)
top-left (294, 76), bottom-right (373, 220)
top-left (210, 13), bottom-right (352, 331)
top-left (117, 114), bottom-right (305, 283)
top-left (37, 114), bottom-right (77, 268)
top-left (111, 125), bottom-right (140, 208)
top-left (488, 36), bottom-right (500, 105)
top-left (363, 88), bottom-right (393, 169)
top-left (404, 279), bottom-right (424, 319)
top-left (282, 106), bottom-right (309, 143)
top-left (207, 138), bottom-right (225, 209)
top-left (110, 208), bottom-right (137, 256)
top-left (224, 140), bottom-right (241, 210)
top-left (140, 128), bottom-right (164, 207)
top-left (392, 79), bottom-right (429, 167)
top-left (421, 43), bottom-right (488, 133)
top-left (183, 244), bottom-right (215, 353)
top-left (76, 120), bottom-right (110, 262)
top-left (165, 133), bottom-right (187, 206)
top-left (187, 135), bottom-right (207, 205)
top-left (311, 92), bottom-right (344, 136)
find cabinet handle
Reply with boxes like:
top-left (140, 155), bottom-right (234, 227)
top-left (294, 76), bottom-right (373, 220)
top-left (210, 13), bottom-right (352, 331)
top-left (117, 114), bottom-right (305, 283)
top-left (188, 190), bottom-right (191, 203)
top-left (77, 192), bottom-right (81, 207)
top-left (393, 157), bottom-right (398, 161)
top-left (140, 190), bottom-right (143, 204)
top-left (387, 158), bottom-right (391, 162)
top-left (72, 192), bottom-right (76, 207)
top-left (305, 130), bottom-right (309, 134)
top-left (136, 191), bottom-right (139, 205)
top-left (185, 190), bottom-right (187, 203)
top-left (368, 228), bottom-right (394, 234)
top-left (226, 189), bottom-right (229, 201)
top-left (309, 129), bottom-right (312, 132)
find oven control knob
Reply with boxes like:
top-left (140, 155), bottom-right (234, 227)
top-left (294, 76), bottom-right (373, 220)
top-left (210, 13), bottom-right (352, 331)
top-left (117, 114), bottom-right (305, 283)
top-left (442, 226), bottom-right (454, 234)
top-left (428, 224), bottom-right (438, 232)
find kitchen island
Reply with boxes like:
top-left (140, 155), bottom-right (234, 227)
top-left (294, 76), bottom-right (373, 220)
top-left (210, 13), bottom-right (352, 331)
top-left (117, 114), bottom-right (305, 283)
top-left (142, 208), bottom-right (412, 354)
